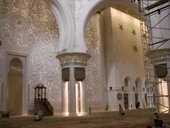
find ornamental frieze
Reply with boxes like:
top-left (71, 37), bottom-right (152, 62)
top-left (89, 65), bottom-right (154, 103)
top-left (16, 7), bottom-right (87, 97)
top-left (56, 52), bottom-right (91, 66)
top-left (147, 48), bottom-right (170, 62)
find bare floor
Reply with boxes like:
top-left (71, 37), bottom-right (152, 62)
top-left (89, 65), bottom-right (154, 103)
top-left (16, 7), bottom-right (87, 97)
top-left (0, 109), bottom-right (170, 128)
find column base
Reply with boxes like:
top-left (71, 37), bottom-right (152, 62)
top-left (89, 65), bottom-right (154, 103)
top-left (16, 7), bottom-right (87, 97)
top-left (62, 112), bottom-right (69, 116)
top-left (69, 112), bottom-right (78, 116)
top-left (78, 112), bottom-right (88, 116)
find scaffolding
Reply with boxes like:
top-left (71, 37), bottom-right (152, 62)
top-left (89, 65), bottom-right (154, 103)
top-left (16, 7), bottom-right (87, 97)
top-left (137, 0), bottom-right (170, 126)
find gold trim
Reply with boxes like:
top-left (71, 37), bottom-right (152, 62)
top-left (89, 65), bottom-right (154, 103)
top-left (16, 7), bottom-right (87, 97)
top-left (56, 52), bottom-right (91, 66)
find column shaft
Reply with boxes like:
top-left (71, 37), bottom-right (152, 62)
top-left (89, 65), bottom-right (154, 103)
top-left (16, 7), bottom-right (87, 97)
top-left (80, 81), bottom-right (87, 115)
top-left (62, 81), bottom-right (69, 116)
top-left (69, 65), bottom-right (77, 116)
top-left (166, 61), bottom-right (170, 113)
top-left (56, 52), bottom-right (91, 116)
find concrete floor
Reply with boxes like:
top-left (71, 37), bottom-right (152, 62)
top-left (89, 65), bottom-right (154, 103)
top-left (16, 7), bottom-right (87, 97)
top-left (0, 109), bottom-right (170, 128)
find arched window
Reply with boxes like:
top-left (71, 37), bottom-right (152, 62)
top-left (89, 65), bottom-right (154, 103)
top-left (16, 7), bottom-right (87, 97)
top-left (135, 78), bottom-right (141, 89)
top-left (124, 78), bottom-right (129, 87)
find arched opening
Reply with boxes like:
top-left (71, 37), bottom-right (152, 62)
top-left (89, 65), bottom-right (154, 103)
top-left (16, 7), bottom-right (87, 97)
top-left (135, 78), bottom-right (141, 109)
top-left (123, 77), bottom-right (131, 110)
top-left (77, 0), bottom-right (139, 52)
top-left (7, 58), bottom-right (23, 116)
top-left (83, 0), bottom-right (143, 111)
top-left (45, 0), bottom-right (74, 52)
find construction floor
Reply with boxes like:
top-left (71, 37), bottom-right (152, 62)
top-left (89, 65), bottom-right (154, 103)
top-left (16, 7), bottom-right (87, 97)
top-left (0, 109), bottom-right (170, 128)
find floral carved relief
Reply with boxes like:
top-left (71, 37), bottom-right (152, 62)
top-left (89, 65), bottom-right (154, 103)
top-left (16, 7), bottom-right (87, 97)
top-left (13, 0), bottom-right (28, 10)
top-left (85, 15), bottom-right (103, 104)
top-left (0, 4), bottom-right (9, 20)
top-left (0, 0), bottom-right (61, 111)
top-left (0, 28), bottom-right (12, 43)
top-left (57, 53), bottom-right (91, 67)
top-left (0, 0), bottom-right (104, 111)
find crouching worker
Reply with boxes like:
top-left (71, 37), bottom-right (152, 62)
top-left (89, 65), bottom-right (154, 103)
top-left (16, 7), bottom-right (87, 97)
top-left (154, 112), bottom-right (163, 127)
top-left (34, 109), bottom-right (43, 121)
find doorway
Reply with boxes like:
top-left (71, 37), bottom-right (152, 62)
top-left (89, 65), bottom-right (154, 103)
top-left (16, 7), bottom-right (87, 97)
top-left (6, 53), bottom-right (27, 116)
top-left (7, 58), bottom-right (23, 115)
top-left (124, 94), bottom-right (129, 109)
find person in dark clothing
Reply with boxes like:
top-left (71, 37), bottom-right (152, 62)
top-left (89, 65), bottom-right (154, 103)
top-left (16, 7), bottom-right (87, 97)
top-left (154, 112), bottom-right (163, 127)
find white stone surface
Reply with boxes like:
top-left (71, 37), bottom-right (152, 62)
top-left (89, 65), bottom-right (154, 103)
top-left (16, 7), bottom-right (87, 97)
top-left (0, 0), bottom-right (169, 115)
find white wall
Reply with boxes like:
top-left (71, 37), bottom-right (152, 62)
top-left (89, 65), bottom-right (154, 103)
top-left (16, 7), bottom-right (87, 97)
top-left (102, 8), bottom-right (145, 111)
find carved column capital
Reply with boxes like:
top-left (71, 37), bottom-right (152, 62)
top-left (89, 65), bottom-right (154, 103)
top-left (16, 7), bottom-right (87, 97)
top-left (56, 52), bottom-right (91, 67)
top-left (56, 52), bottom-right (90, 116)
top-left (147, 48), bottom-right (170, 63)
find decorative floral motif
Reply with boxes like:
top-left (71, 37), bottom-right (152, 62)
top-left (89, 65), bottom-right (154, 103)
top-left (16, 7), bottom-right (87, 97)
top-left (132, 29), bottom-right (136, 35)
top-left (85, 15), bottom-right (103, 103)
top-left (0, 0), bottom-right (61, 111)
top-left (24, 33), bottom-right (35, 45)
top-left (0, 0), bottom-right (103, 112)
top-left (42, 33), bottom-right (51, 43)
top-left (9, 15), bottom-right (29, 31)
top-left (133, 45), bottom-right (138, 52)
top-left (13, 0), bottom-right (28, 10)
top-left (119, 24), bottom-right (124, 31)
top-left (57, 52), bottom-right (91, 66)
top-left (131, 42), bottom-right (139, 54)
top-left (0, 28), bottom-right (12, 42)
top-left (34, 59), bottom-right (43, 70)
top-left (0, 5), bottom-right (9, 20)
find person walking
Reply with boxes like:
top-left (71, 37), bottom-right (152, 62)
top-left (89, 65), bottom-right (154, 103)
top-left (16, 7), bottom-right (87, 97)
top-left (119, 104), bottom-right (124, 120)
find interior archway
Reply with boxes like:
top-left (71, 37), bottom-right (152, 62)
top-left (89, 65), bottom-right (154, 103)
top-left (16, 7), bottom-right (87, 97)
top-left (84, 0), bottom-right (143, 111)
top-left (45, 0), bottom-right (75, 52)
top-left (7, 58), bottom-right (23, 116)
top-left (77, 0), bottom-right (139, 52)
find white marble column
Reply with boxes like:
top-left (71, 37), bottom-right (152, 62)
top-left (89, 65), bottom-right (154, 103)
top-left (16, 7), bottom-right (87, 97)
top-left (80, 81), bottom-right (87, 115)
top-left (68, 65), bottom-right (77, 116)
top-left (62, 81), bottom-right (69, 116)
top-left (57, 52), bottom-right (91, 116)
top-left (147, 49), bottom-right (170, 111)
top-left (166, 61), bottom-right (170, 113)
top-left (75, 82), bottom-right (79, 113)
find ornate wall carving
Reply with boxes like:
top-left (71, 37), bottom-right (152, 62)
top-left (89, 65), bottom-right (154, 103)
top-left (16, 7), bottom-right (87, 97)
top-left (0, 0), bottom-right (104, 111)
top-left (0, 0), bottom-right (146, 113)
top-left (85, 15), bottom-right (104, 105)
top-left (0, 0), bottom-right (61, 111)
top-left (57, 52), bottom-right (91, 66)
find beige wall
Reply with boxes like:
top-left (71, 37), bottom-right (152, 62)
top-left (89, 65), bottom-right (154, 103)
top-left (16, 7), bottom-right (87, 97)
top-left (0, 0), bottom-right (146, 114)
top-left (0, 0), bottom-right (107, 114)
top-left (0, 0), bottom-right (62, 114)
top-left (102, 8), bottom-right (145, 110)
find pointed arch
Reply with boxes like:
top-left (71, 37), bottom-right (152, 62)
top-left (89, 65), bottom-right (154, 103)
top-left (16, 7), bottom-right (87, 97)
top-left (7, 58), bottom-right (23, 115)
top-left (45, 0), bottom-right (74, 52)
top-left (77, 0), bottom-right (139, 52)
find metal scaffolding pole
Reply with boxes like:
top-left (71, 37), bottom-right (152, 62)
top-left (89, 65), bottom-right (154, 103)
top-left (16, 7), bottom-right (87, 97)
top-left (138, 0), bottom-right (170, 126)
